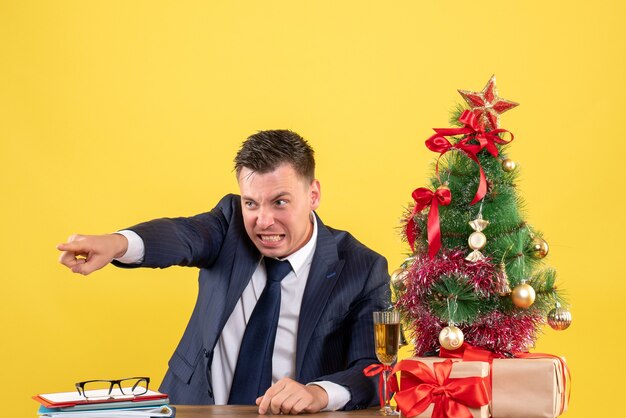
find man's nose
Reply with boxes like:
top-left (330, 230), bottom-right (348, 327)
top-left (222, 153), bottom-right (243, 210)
top-left (256, 208), bottom-right (275, 228)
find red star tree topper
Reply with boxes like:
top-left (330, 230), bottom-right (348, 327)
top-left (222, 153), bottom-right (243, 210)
top-left (458, 75), bottom-right (519, 130)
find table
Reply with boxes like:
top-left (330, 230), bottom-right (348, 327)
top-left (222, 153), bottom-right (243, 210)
top-left (173, 405), bottom-right (381, 418)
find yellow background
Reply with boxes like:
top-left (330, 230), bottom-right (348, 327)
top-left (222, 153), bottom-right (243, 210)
top-left (1, 1), bottom-right (624, 416)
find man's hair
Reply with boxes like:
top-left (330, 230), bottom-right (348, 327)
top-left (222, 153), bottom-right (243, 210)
top-left (234, 130), bottom-right (316, 182)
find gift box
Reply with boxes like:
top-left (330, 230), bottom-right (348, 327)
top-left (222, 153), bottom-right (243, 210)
top-left (392, 358), bottom-right (490, 418)
top-left (392, 355), bottom-right (569, 418)
top-left (491, 357), bottom-right (569, 418)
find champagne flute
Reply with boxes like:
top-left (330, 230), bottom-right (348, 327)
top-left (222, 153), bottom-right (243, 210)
top-left (373, 310), bottom-right (401, 415)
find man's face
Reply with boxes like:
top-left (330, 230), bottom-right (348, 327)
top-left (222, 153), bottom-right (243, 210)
top-left (238, 163), bottom-right (321, 258)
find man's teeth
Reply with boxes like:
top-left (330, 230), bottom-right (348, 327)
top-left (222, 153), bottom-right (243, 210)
top-left (261, 235), bottom-right (282, 242)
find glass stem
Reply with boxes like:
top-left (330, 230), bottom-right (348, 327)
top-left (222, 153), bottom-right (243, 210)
top-left (383, 368), bottom-right (392, 411)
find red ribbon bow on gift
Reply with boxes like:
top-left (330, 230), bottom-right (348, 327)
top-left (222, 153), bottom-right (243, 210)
top-left (439, 342), bottom-right (504, 400)
top-left (389, 359), bottom-right (490, 418)
top-left (363, 363), bottom-right (392, 409)
top-left (425, 110), bottom-right (514, 205)
top-left (406, 186), bottom-right (452, 258)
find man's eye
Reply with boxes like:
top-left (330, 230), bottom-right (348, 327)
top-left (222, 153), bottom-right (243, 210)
top-left (244, 201), bottom-right (256, 208)
top-left (275, 199), bottom-right (287, 206)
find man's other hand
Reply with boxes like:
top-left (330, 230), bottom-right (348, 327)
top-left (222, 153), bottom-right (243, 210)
top-left (57, 234), bottom-right (128, 275)
top-left (256, 377), bottom-right (329, 415)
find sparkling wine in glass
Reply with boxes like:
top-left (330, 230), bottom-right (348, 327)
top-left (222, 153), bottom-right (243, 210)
top-left (373, 310), bottom-right (400, 415)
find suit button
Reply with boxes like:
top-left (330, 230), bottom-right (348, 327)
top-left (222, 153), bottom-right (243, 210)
top-left (203, 348), bottom-right (209, 357)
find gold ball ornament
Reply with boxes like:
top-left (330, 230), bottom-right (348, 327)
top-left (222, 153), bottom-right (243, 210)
top-left (511, 282), bottom-right (536, 308)
top-left (531, 237), bottom-right (549, 259)
top-left (437, 184), bottom-right (451, 193)
top-left (390, 268), bottom-right (408, 291)
top-left (439, 325), bottom-right (464, 350)
top-left (502, 158), bottom-right (517, 172)
top-left (547, 304), bottom-right (572, 330)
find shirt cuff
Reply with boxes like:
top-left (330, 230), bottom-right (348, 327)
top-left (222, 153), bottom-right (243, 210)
top-left (307, 381), bottom-right (350, 411)
top-left (113, 230), bottom-right (145, 264)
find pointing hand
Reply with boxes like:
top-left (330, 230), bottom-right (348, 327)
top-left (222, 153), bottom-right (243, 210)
top-left (57, 233), bottom-right (128, 275)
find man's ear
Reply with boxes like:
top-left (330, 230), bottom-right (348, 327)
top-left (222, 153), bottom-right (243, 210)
top-left (310, 179), bottom-right (321, 210)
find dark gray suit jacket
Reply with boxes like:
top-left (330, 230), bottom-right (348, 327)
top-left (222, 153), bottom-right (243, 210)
top-left (117, 194), bottom-right (389, 409)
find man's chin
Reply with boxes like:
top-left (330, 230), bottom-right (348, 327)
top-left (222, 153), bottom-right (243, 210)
top-left (255, 243), bottom-right (288, 259)
top-left (259, 250), bottom-right (289, 259)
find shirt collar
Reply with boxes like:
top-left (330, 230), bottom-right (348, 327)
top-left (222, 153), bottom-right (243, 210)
top-left (277, 213), bottom-right (318, 278)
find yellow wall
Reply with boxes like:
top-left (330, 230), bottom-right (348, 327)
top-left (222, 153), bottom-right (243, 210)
top-left (1, 1), bottom-right (623, 416)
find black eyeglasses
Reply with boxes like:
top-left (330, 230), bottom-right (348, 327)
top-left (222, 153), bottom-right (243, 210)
top-left (75, 377), bottom-right (150, 400)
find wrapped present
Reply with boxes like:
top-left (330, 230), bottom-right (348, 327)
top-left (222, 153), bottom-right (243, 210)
top-left (390, 358), bottom-right (490, 418)
top-left (439, 343), bottom-right (570, 418)
top-left (491, 356), bottom-right (569, 418)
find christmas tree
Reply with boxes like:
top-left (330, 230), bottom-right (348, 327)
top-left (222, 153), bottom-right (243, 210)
top-left (394, 76), bottom-right (572, 356)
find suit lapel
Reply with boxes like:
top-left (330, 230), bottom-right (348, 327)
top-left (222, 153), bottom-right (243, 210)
top-left (295, 215), bottom-right (344, 378)
top-left (216, 226), bottom-right (261, 343)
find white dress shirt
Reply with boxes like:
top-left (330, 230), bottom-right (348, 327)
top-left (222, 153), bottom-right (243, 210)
top-left (115, 215), bottom-right (350, 410)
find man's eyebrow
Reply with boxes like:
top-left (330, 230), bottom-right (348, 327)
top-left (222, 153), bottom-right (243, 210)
top-left (272, 192), bottom-right (291, 200)
top-left (241, 192), bottom-right (292, 202)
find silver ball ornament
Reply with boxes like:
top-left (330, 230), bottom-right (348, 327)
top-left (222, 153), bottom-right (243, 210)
top-left (547, 304), bottom-right (572, 330)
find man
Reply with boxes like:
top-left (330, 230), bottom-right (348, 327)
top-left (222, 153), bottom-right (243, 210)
top-left (58, 130), bottom-right (390, 414)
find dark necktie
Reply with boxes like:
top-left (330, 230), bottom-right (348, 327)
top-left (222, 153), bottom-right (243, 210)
top-left (228, 258), bottom-right (292, 404)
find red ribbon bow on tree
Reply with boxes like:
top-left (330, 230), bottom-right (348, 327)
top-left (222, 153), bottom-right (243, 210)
top-left (425, 110), bottom-right (514, 205)
top-left (406, 186), bottom-right (452, 258)
top-left (389, 359), bottom-right (490, 418)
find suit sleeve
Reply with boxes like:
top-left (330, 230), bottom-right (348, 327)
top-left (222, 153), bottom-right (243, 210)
top-left (314, 255), bottom-right (391, 410)
top-left (112, 194), bottom-right (238, 270)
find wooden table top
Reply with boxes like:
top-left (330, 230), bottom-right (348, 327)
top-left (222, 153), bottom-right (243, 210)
top-left (173, 405), bottom-right (382, 418)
